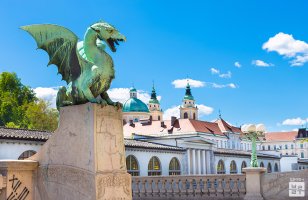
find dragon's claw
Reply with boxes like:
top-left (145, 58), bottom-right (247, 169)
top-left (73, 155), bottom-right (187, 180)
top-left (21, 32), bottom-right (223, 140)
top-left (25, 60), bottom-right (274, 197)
top-left (99, 99), bottom-right (108, 107)
top-left (113, 102), bottom-right (123, 110)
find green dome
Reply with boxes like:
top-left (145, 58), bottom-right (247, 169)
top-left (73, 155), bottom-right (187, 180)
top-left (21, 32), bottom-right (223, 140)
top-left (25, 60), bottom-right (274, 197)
top-left (149, 99), bottom-right (160, 104)
top-left (183, 95), bottom-right (194, 100)
top-left (130, 88), bottom-right (137, 92)
top-left (122, 98), bottom-right (149, 113)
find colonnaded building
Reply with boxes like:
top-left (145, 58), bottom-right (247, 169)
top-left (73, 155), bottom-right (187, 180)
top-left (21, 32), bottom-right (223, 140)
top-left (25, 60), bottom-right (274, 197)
top-left (0, 83), bottom-right (307, 176)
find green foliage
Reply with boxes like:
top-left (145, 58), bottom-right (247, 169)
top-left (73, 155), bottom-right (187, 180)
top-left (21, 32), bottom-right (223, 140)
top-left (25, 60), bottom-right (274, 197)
top-left (0, 72), bottom-right (58, 131)
top-left (24, 100), bottom-right (58, 131)
top-left (5, 122), bottom-right (20, 128)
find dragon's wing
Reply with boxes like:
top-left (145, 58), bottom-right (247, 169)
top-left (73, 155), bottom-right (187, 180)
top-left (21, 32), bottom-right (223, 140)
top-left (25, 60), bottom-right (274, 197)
top-left (21, 24), bottom-right (81, 83)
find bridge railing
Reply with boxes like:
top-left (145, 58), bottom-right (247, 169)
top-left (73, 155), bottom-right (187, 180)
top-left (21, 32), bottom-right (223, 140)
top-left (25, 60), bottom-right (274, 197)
top-left (132, 174), bottom-right (246, 199)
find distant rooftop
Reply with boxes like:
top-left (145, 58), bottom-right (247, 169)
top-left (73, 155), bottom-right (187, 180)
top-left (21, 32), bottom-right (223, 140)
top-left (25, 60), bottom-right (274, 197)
top-left (265, 131), bottom-right (298, 142)
top-left (123, 118), bottom-right (242, 138)
top-left (214, 148), bottom-right (280, 159)
top-left (124, 139), bottom-right (184, 151)
top-left (0, 126), bottom-right (52, 141)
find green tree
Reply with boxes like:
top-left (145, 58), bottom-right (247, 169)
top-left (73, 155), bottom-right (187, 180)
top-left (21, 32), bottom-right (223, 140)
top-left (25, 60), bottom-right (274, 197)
top-left (0, 72), bottom-right (58, 131)
top-left (24, 100), bottom-right (58, 131)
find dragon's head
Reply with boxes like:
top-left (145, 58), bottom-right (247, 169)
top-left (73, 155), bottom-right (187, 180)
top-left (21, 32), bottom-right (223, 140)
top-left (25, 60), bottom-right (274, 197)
top-left (90, 21), bottom-right (126, 52)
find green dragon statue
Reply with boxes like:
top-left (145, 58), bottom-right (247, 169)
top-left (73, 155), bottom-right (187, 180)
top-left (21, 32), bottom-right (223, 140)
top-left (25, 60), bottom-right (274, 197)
top-left (21, 21), bottom-right (126, 110)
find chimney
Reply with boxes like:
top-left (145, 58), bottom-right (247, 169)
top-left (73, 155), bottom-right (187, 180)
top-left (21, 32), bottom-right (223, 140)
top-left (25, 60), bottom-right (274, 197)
top-left (171, 116), bottom-right (177, 126)
top-left (129, 120), bottom-right (135, 127)
top-left (161, 121), bottom-right (165, 127)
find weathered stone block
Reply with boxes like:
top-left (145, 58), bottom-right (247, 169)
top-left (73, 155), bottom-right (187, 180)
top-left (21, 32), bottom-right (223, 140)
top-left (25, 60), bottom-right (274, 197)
top-left (32, 103), bottom-right (132, 200)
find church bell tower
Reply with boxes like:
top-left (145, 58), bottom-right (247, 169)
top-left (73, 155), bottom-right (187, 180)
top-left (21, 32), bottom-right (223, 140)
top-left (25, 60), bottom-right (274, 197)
top-left (180, 81), bottom-right (198, 120)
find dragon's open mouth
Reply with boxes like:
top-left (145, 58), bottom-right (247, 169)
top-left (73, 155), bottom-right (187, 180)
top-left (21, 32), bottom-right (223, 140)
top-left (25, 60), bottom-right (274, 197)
top-left (106, 38), bottom-right (124, 52)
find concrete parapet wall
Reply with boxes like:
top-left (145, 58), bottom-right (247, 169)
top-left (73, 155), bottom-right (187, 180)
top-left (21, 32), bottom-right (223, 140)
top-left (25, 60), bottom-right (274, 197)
top-left (261, 169), bottom-right (308, 200)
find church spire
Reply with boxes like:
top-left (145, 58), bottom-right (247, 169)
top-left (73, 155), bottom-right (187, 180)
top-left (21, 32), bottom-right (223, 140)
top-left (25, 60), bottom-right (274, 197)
top-left (184, 80), bottom-right (194, 100)
top-left (149, 83), bottom-right (159, 104)
top-left (180, 79), bottom-right (198, 120)
top-left (148, 83), bottom-right (163, 121)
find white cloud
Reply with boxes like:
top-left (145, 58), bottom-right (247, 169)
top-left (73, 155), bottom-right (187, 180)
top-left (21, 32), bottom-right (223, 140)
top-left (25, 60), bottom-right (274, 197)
top-left (163, 104), bottom-right (214, 120)
top-left (210, 68), bottom-right (232, 78)
top-left (252, 59), bottom-right (274, 67)
top-left (172, 78), bottom-right (205, 88)
top-left (263, 32), bottom-right (308, 66)
top-left (219, 71), bottom-right (232, 78)
top-left (210, 68), bottom-right (220, 74)
top-left (34, 87), bottom-right (58, 108)
top-left (163, 105), bottom-right (180, 120)
top-left (107, 88), bottom-right (161, 104)
top-left (234, 61), bottom-right (241, 68)
top-left (281, 117), bottom-right (308, 126)
top-left (210, 83), bottom-right (237, 89)
top-left (197, 104), bottom-right (214, 116)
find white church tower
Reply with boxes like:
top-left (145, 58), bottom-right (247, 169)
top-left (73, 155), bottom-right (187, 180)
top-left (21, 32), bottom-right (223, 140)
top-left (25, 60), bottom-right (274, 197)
top-left (180, 81), bottom-right (198, 120)
top-left (148, 84), bottom-right (163, 121)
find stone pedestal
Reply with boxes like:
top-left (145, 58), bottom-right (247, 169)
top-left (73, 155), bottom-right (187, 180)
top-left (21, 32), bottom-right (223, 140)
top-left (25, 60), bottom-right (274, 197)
top-left (32, 103), bottom-right (132, 200)
top-left (242, 167), bottom-right (266, 200)
top-left (0, 160), bottom-right (38, 200)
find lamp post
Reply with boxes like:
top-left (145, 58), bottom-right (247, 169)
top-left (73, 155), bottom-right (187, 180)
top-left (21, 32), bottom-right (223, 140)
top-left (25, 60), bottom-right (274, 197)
top-left (241, 124), bottom-right (265, 167)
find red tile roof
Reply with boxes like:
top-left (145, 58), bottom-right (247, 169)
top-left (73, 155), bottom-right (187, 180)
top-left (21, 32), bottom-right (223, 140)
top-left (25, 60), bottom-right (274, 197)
top-left (215, 118), bottom-right (242, 133)
top-left (123, 118), bottom-right (241, 137)
top-left (265, 131), bottom-right (298, 141)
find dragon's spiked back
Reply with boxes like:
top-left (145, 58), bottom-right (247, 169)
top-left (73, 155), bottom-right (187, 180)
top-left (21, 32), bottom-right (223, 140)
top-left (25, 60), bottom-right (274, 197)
top-left (21, 24), bottom-right (81, 83)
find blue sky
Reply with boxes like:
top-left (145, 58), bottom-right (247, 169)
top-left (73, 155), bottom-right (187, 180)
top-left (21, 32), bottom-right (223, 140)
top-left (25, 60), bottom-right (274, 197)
top-left (0, 0), bottom-right (308, 131)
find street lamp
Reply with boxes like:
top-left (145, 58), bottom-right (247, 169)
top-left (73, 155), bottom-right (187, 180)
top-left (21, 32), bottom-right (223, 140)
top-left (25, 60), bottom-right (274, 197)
top-left (241, 124), bottom-right (266, 167)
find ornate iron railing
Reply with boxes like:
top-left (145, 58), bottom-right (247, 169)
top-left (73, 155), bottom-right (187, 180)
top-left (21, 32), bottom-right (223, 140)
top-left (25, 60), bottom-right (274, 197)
top-left (132, 174), bottom-right (246, 199)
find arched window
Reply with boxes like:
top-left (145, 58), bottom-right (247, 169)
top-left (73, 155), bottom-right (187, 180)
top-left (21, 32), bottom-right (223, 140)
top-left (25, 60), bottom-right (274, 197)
top-left (274, 163), bottom-right (279, 172)
top-left (126, 155), bottom-right (139, 176)
top-left (241, 161), bottom-right (247, 173)
top-left (267, 163), bottom-right (272, 173)
top-left (184, 112), bottom-right (188, 119)
top-left (230, 160), bottom-right (237, 174)
top-left (169, 157), bottom-right (181, 175)
top-left (260, 162), bottom-right (264, 167)
top-left (18, 150), bottom-right (36, 160)
top-left (158, 116), bottom-right (161, 121)
top-left (217, 160), bottom-right (225, 174)
top-left (148, 156), bottom-right (161, 176)
top-left (193, 113), bottom-right (196, 120)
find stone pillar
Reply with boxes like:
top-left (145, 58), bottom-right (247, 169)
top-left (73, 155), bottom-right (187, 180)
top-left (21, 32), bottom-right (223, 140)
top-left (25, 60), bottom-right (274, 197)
top-left (32, 103), bottom-right (132, 200)
top-left (196, 150), bottom-right (201, 174)
top-left (0, 160), bottom-right (38, 200)
top-left (242, 167), bottom-right (266, 200)
top-left (192, 149), bottom-right (196, 175)
top-left (206, 150), bottom-right (211, 174)
top-left (202, 150), bottom-right (206, 174)
top-left (209, 150), bottom-right (215, 174)
top-left (187, 149), bottom-right (191, 175)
